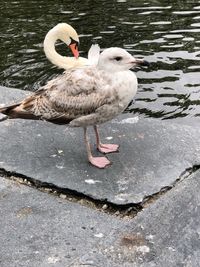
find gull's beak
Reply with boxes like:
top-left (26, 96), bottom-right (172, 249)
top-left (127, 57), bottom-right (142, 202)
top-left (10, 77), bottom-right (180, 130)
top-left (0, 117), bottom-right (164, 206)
top-left (69, 43), bottom-right (79, 59)
top-left (133, 59), bottom-right (150, 67)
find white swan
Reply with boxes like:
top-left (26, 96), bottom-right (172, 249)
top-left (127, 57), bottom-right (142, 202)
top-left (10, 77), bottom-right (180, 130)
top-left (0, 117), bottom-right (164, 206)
top-left (0, 24), bottom-right (149, 169)
top-left (43, 23), bottom-right (99, 69)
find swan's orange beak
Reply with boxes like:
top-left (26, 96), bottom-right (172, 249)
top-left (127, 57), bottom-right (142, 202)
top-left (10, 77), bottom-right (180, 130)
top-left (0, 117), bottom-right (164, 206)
top-left (69, 43), bottom-right (79, 59)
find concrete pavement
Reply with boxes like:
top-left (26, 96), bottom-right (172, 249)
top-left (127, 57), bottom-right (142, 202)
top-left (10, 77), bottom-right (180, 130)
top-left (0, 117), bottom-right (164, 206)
top-left (0, 86), bottom-right (200, 266)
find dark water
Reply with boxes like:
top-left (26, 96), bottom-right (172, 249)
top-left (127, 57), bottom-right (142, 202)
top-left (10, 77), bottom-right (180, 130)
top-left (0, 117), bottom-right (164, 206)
top-left (1, 0), bottom-right (200, 119)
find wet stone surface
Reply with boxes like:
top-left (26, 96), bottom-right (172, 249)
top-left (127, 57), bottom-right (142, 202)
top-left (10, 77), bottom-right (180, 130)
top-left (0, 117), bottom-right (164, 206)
top-left (2, 169), bottom-right (198, 267)
top-left (74, 169), bottom-right (200, 267)
top-left (0, 177), bottom-right (125, 267)
top-left (1, 86), bottom-right (200, 204)
top-left (1, 86), bottom-right (200, 267)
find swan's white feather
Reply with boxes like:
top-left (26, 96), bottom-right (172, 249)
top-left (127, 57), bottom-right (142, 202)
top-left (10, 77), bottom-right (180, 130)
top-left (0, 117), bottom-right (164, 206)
top-left (88, 44), bottom-right (100, 66)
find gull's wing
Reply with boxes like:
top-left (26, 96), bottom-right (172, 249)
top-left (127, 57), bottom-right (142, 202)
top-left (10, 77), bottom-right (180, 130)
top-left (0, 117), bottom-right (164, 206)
top-left (7, 67), bottom-right (117, 124)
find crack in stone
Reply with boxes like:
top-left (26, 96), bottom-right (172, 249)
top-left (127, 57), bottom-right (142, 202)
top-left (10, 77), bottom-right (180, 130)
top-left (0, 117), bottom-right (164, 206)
top-left (142, 164), bottom-right (200, 206)
top-left (0, 168), bottom-right (142, 218)
top-left (1, 164), bottom-right (199, 218)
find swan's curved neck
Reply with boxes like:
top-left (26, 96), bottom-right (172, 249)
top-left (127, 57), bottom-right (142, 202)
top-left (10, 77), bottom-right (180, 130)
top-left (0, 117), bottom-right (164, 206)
top-left (43, 28), bottom-right (88, 69)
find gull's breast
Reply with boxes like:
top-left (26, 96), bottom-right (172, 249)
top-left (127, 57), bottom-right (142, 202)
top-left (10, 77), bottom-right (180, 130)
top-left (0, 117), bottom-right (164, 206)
top-left (113, 71), bottom-right (138, 109)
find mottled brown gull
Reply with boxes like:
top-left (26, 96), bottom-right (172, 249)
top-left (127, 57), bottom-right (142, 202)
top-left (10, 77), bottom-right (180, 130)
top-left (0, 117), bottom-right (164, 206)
top-left (0, 24), bottom-right (149, 168)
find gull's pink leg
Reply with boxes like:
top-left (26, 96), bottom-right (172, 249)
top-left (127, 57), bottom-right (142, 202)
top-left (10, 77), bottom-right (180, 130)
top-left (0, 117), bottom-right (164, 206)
top-left (94, 125), bottom-right (119, 154)
top-left (84, 127), bottom-right (111, 169)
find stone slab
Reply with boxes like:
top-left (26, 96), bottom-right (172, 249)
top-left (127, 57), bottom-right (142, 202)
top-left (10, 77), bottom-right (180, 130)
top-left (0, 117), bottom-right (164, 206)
top-left (72, 170), bottom-right (200, 267)
top-left (1, 86), bottom-right (200, 204)
top-left (0, 177), bottom-right (124, 267)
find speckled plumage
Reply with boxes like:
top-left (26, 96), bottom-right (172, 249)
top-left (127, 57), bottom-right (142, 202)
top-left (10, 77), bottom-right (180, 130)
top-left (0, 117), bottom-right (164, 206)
top-left (0, 65), bottom-right (137, 126)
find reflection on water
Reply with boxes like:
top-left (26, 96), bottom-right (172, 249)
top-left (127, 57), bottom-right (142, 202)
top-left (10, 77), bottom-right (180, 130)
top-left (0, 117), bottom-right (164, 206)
top-left (0, 0), bottom-right (200, 119)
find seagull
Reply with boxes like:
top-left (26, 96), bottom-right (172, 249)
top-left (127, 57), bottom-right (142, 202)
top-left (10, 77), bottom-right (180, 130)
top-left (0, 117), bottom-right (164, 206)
top-left (0, 24), bottom-right (149, 169)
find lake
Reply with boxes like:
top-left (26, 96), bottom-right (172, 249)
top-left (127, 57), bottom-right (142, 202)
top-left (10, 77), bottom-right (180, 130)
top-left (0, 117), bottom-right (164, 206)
top-left (0, 0), bottom-right (200, 119)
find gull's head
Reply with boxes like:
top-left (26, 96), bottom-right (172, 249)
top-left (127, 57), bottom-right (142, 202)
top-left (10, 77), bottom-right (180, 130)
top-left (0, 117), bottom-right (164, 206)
top-left (98, 47), bottom-right (149, 72)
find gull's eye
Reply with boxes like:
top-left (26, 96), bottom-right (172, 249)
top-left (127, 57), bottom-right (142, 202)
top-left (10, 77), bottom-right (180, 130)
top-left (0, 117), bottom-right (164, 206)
top-left (114, 56), bottom-right (122, 61)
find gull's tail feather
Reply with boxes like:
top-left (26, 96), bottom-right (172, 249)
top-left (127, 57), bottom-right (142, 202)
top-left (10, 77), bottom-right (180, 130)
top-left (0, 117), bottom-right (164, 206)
top-left (0, 101), bottom-right (72, 124)
top-left (0, 102), bottom-right (39, 120)
top-left (0, 103), bottom-right (21, 117)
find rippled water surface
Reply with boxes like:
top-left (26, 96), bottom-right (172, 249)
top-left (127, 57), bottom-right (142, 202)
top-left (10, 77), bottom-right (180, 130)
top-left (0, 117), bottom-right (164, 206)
top-left (1, 0), bottom-right (200, 119)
